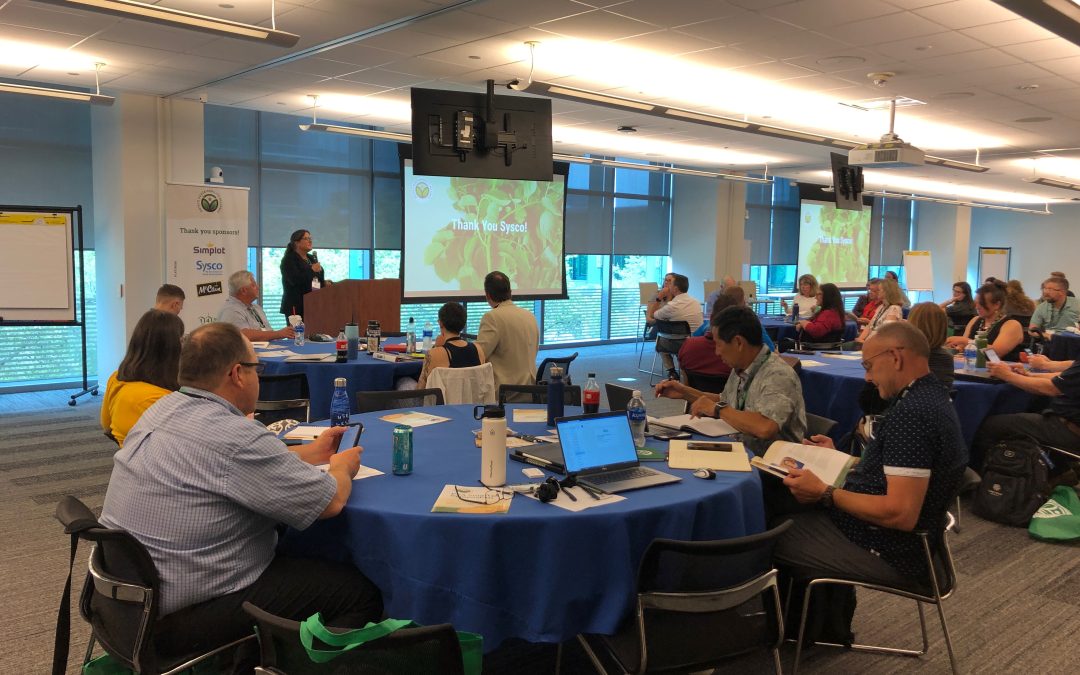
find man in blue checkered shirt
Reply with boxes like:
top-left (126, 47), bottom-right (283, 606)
top-left (101, 322), bottom-right (381, 662)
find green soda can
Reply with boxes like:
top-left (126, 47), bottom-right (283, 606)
top-left (392, 424), bottom-right (413, 475)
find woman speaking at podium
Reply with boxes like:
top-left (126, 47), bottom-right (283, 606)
top-left (280, 228), bottom-right (328, 319)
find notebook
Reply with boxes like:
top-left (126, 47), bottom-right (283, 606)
top-left (555, 412), bottom-right (680, 493)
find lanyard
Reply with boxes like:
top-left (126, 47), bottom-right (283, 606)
top-left (247, 305), bottom-right (267, 329)
top-left (735, 347), bottom-right (771, 411)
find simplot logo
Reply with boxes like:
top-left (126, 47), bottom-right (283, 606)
top-left (198, 191), bottom-right (221, 213)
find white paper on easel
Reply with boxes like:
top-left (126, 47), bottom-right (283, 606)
top-left (902, 250), bottom-right (934, 291)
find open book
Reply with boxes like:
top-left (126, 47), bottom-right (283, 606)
top-left (647, 414), bottom-right (737, 438)
top-left (750, 440), bottom-right (858, 488)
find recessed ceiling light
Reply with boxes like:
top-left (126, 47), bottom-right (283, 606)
top-left (218, 3), bottom-right (234, 8)
top-left (1015, 116), bottom-right (1053, 123)
top-left (67, 71), bottom-right (78, 76)
top-left (1016, 84), bottom-right (1040, 91)
top-left (816, 55), bottom-right (865, 66)
top-left (468, 55), bottom-right (480, 60)
top-left (617, 125), bottom-right (637, 133)
top-left (930, 91), bottom-right (975, 100)
top-left (914, 45), bottom-right (933, 52)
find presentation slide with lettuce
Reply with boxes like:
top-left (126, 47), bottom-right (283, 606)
top-left (797, 200), bottom-right (871, 289)
top-left (402, 162), bottom-right (566, 300)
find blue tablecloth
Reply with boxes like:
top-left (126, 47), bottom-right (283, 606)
top-left (1045, 331), bottom-right (1080, 362)
top-left (280, 404), bottom-right (765, 650)
top-left (795, 353), bottom-right (1031, 449)
top-left (760, 316), bottom-right (858, 343)
top-left (258, 341), bottom-right (422, 418)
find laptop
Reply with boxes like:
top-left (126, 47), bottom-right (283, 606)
top-left (605, 382), bottom-right (635, 412)
top-left (554, 411), bottom-right (681, 493)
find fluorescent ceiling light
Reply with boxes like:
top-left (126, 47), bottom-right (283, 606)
top-left (858, 189), bottom-right (1050, 216)
top-left (811, 169), bottom-right (1051, 204)
top-left (924, 157), bottom-right (990, 173)
top-left (544, 85), bottom-right (655, 111)
top-left (664, 109), bottom-right (751, 129)
top-left (0, 39), bottom-right (106, 72)
top-left (296, 121), bottom-right (770, 184)
top-left (513, 39), bottom-right (1005, 151)
top-left (0, 80), bottom-right (113, 105)
top-left (32, 0), bottom-right (299, 47)
top-left (1023, 176), bottom-right (1080, 192)
top-left (1018, 156), bottom-right (1080, 181)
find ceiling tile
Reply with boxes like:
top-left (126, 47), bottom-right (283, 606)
top-left (313, 43), bottom-right (403, 69)
top-left (74, 38), bottom-right (177, 68)
top-left (538, 9), bottom-right (657, 42)
top-left (675, 13), bottom-right (807, 45)
top-left (93, 21), bottom-right (218, 53)
top-left (610, 0), bottom-right (743, 29)
top-left (273, 57), bottom-right (375, 78)
top-left (960, 19), bottom-right (1058, 47)
top-left (1001, 38), bottom-right (1080, 63)
top-left (1029, 55), bottom-right (1080, 79)
top-left (761, 0), bottom-right (901, 31)
top-left (390, 55), bottom-right (486, 78)
top-left (339, 27), bottom-right (460, 56)
top-left (0, 2), bottom-right (118, 36)
top-left (677, 46), bottom-right (774, 69)
top-left (818, 11), bottom-right (945, 46)
top-left (871, 30), bottom-right (987, 61)
top-left (468, 0), bottom-right (593, 26)
top-left (784, 48), bottom-right (900, 74)
top-left (175, 35), bottom-right (286, 64)
top-left (337, 67), bottom-right (436, 88)
top-left (611, 30), bottom-right (722, 56)
top-left (733, 30), bottom-right (854, 61)
top-left (912, 0), bottom-right (1018, 29)
top-left (912, 47), bottom-right (1019, 74)
top-left (0, 23), bottom-right (88, 49)
top-left (729, 60), bottom-right (822, 82)
top-left (411, 9), bottom-right (520, 41)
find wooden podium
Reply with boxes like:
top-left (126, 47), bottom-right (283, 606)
top-left (303, 279), bottom-right (401, 335)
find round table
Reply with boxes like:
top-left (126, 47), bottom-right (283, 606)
top-left (794, 352), bottom-right (1032, 449)
top-left (1045, 331), bottom-right (1080, 362)
top-left (760, 315), bottom-right (858, 343)
top-left (280, 404), bottom-right (765, 649)
top-left (258, 340), bottom-right (422, 418)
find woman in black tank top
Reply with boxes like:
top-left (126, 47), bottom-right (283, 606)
top-left (945, 280), bottom-right (1024, 361)
top-left (418, 303), bottom-right (487, 388)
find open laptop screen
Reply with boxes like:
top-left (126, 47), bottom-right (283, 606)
top-left (556, 412), bottom-right (638, 474)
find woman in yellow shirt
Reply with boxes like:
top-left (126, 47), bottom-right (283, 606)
top-left (101, 309), bottom-right (184, 446)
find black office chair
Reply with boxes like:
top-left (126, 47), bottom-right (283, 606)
top-left (576, 520), bottom-right (792, 674)
top-left (242, 602), bottom-right (465, 675)
top-left (649, 319), bottom-right (692, 384)
top-left (684, 369), bottom-right (728, 394)
top-left (355, 388), bottom-right (445, 414)
top-left (52, 497), bottom-right (254, 675)
top-left (537, 351), bottom-right (579, 385)
top-left (805, 413), bottom-right (838, 439)
top-left (789, 512), bottom-right (961, 675)
top-left (257, 373), bottom-right (311, 426)
top-left (497, 384), bottom-right (582, 406)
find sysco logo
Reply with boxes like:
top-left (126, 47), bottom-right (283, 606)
top-left (196, 260), bottom-right (224, 274)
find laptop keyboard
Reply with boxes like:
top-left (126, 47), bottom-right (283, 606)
top-left (586, 467), bottom-right (655, 485)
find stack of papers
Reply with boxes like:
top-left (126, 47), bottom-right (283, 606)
top-left (432, 485), bottom-right (513, 514)
top-left (284, 425), bottom-right (328, 440)
top-left (284, 353), bottom-right (336, 362)
top-left (647, 414), bottom-right (737, 438)
top-left (668, 440), bottom-right (751, 472)
top-left (379, 411), bottom-right (450, 427)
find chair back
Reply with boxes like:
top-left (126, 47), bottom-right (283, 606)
top-left (498, 384), bottom-right (582, 406)
top-left (684, 369), bottom-right (728, 394)
top-left (356, 388), bottom-right (445, 414)
top-left (805, 413), bottom-right (838, 438)
top-left (257, 373), bottom-right (311, 425)
top-left (243, 602), bottom-right (465, 675)
top-left (630, 520), bottom-right (793, 672)
top-left (427, 363), bottom-right (497, 405)
top-left (536, 351), bottom-right (578, 385)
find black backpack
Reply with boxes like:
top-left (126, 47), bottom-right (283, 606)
top-left (972, 439), bottom-right (1050, 527)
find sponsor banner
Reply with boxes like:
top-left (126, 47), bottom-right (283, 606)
top-left (165, 183), bottom-right (249, 327)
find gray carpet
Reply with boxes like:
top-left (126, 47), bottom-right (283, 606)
top-left (3, 344), bottom-right (1078, 674)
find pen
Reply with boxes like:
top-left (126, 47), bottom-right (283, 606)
top-left (581, 484), bottom-right (606, 499)
top-left (562, 486), bottom-right (578, 502)
top-left (516, 433), bottom-right (554, 444)
top-left (581, 485), bottom-right (599, 500)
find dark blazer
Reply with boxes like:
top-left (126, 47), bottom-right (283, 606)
top-left (279, 251), bottom-right (325, 317)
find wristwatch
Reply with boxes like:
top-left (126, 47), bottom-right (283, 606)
top-left (713, 394), bottom-right (729, 418)
top-left (819, 485), bottom-right (836, 508)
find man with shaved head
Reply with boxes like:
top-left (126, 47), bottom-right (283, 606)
top-left (774, 322), bottom-right (967, 589)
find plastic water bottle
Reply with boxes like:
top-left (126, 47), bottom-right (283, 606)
top-left (582, 373), bottom-right (600, 414)
top-left (546, 366), bottom-right (565, 427)
top-left (963, 342), bottom-right (978, 372)
top-left (335, 331), bottom-right (347, 363)
top-left (294, 317), bottom-right (305, 346)
top-left (330, 377), bottom-right (350, 427)
top-left (406, 317), bottom-right (417, 353)
top-left (791, 302), bottom-right (800, 324)
top-left (627, 391), bottom-right (647, 448)
top-left (422, 320), bottom-right (433, 352)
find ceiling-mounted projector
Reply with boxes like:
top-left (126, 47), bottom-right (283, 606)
top-left (849, 140), bottom-right (925, 168)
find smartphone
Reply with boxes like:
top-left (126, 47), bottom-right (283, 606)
top-left (336, 423), bottom-right (364, 451)
top-left (647, 428), bottom-right (692, 440)
top-left (984, 348), bottom-right (1001, 364)
top-left (686, 442), bottom-right (733, 452)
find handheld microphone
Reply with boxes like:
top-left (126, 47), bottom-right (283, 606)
top-left (310, 251), bottom-right (318, 262)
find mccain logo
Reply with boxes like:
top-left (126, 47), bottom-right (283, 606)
top-left (197, 282), bottom-right (223, 297)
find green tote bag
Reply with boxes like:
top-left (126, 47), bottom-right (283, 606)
top-left (1029, 486), bottom-right (1080, 542)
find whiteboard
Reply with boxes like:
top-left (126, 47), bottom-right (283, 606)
top-left (0, 209), bottom-right (76, 322)
top-left (978, 247), bottom-right (1010, 284)
top-left (903, 250), bottom-right (934, 291)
